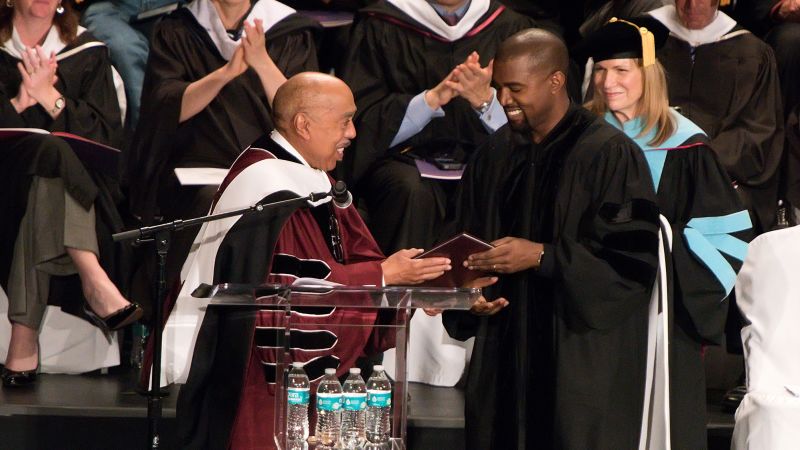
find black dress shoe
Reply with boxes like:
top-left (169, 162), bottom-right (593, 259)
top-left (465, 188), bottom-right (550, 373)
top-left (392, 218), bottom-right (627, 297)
top-left (83, 303), bottom-right (144, 342)
top-left (2, 367), bottom-right (38, 388)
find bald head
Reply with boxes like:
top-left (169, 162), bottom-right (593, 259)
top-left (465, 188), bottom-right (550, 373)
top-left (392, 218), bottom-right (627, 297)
top-left (272, 72), bottom-right (357, 171)
top-left (495, 28), bottom-right (569, 81)
top-left (272, 72), bottom-right (353, 131)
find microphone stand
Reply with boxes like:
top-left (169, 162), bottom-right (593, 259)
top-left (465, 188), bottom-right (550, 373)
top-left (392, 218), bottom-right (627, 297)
top-left (112, 191), bottom-right (330, 450)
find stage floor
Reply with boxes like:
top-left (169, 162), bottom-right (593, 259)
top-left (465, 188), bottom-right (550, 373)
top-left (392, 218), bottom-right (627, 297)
top-left (0, 368), bottom-right (733, 449)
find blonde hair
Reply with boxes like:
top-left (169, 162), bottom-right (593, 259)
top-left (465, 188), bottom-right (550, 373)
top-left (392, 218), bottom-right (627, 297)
top-left (587, 58), bottom-right (675, 147)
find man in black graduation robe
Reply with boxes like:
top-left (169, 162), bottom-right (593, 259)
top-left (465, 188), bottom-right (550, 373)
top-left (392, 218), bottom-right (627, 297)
top-left (648, 1), bottom-right (784, 234)
top-left (125, 0), bottom-right (320, 304)
top-left (339, 0), bottom-right (536, 254)
top-left (443, 29), bottom-right (660, 450)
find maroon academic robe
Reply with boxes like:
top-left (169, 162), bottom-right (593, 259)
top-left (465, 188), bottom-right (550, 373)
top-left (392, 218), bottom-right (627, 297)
top-left (166, 134), bottom-right (393, 449)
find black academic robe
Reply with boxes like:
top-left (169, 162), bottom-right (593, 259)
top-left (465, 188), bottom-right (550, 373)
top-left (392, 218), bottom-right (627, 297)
top-left (0, 32), bottom-right (128, 314)
top-left (786, 107), bottom-right (800, 214)
top-left (657, 28), bottom-right (784, 234)
top-left (444, 106), bottom-right (660, 450)
top-left (167, 135), bottom-right (393, 449)
top-left (609, 112), bottom-right (752, 449)
top-left (124, 7), bottom-right (319, 307)
top-left (339, 0), bottom-right (536, 253)
top-left (126, 7), bottom-right (320, 224)
top-left (341, 0), bottom-right (535, 184)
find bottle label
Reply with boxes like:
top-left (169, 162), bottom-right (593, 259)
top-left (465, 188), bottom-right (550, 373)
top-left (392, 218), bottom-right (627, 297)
top-left (343, 393), bottom-right (367, 411)
top-left (316, 392), bottom-right (342, 411)
top-left (288, 388), bottom-right (310, 405)
top-left (367, 390), bottom-right (391, 407)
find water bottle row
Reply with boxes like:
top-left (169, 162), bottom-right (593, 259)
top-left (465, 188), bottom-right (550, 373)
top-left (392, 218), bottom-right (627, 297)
top-left (287, 362), bottom-right (393, 449)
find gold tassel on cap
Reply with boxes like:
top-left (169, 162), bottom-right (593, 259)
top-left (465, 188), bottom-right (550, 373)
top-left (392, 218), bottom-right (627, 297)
top-left (719, 0), bottom-right (731, 6)
top-left (609, 17), bottom-right (657, 67)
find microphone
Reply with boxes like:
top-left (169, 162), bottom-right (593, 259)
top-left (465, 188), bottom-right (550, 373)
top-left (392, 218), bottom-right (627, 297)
top-left (331, 180), bottom-right (353, 209)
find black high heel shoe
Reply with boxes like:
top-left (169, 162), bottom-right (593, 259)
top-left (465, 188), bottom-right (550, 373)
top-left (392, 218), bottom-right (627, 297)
top-left (83, 303), bottom-right (144, 343)
top-left (2, 367), bottom-right (38, 388)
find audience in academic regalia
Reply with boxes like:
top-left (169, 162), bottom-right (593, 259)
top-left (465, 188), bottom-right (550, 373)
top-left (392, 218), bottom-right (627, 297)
top-left (723, 0), bottom-right (800, 223)
top-left (337, 0), bottom-right (537, 387)
top-left (3, 0), bottom-right (800, 447)
top-left (648, 0), bottom-right (784, 235)
top-left (340, 0), bottom-right (536, 255)
top-left (78, 0), bottom-right (176, 130)
top-left (0, 0), bottom-right (140, 387)
top-left (124, 0), bottom-right (320, 307)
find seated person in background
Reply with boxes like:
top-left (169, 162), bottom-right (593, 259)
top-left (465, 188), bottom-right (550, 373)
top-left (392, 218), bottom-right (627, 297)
top-left (78, 0), bottom-right (178, 129)
top-left (159, 72), bottom-right (458, 448)
top-left (766, 0), bottom-right (800, 119)
top-left (647, 0), bottom-right (784, 235)
top-left (443, 28), bottom-right (660, 450)
top-left (723, 0), bottom-right (800, 124)
top-left (0, 0), bottom-right (140, 386)
top-left (125, 0), bottom-right (320, 301)
top-left (580, 16), bottom-right (752, 449)
top-left (764, 0), bottom-right (800, 224)
top-left (718, 0), bottom-right (800, 225)
top-left (577, 0), bottom-right (664, 37)
top-left (340, 0), bottom-right (537, 255)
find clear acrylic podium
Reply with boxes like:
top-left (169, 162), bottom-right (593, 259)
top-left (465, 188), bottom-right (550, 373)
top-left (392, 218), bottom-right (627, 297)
top-left (199, 283), bottom-right (481, 449)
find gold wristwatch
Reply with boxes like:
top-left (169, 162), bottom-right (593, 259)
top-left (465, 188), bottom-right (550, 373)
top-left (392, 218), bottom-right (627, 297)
top-left (50, 96), bottom-right (65, 115)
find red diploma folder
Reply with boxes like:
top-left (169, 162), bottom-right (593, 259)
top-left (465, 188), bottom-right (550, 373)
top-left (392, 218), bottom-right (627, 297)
top-left (414, 232), bottom-right (494, 288)
top-left (0, 128), bottom-right (120, 177)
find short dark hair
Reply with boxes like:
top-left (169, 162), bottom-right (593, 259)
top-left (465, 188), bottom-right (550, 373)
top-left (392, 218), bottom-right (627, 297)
top-left (495, 28), bottom-right (569, 78)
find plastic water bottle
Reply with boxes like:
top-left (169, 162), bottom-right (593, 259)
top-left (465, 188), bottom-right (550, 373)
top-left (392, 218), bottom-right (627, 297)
top-left (315, 368), bottom-right (343, 447)
top-left (287, 362), bottom-right (310, 446)
top-left (341, 367), bottom-right (367, 449)
top-left (365, 365), bottom-right (392, 444)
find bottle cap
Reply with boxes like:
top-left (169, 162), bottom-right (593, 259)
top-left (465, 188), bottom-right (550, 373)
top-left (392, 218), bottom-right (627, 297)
top-left (325, 368), bottom-right (336, 375)
top-left (292, 361), bottom-right (304, 368)
top-left (349, 367), bottom-right (361, 374)
top-left (373, 365), bottom-right (384, 371)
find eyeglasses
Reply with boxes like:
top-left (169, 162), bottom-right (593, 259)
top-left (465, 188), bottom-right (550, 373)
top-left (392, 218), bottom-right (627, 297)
top-left (329, 211), bottom-right (344, 264)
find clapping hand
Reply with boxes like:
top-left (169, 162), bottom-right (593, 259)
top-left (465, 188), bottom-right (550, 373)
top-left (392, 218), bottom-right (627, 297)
top-left (222, 45), bottom-right (248, 81)
top-left (424, 67), bottom-right (460, 110)
top-left (446, 51), bottom-right (494, 109)
top-left (220, 19), bottom-right (267, 82)
top-left (242, 18), bottom-right (275, 72)
top-left (14, 46), bottom-right (58, 113)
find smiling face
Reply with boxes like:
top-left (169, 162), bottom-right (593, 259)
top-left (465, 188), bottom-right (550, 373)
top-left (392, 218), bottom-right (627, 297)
top-left (301, 84), bottom-right (357, 172)
top-left (593, 58), bottom-right (644, 123)
top-left (675, 0), bottom-right (718, 30)
top-left (493, 56), bottom-right (558, 135)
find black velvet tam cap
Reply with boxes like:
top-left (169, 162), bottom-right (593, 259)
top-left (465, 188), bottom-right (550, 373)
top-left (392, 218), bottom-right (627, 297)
top-left (574, 16), bottom-right (669, 67)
